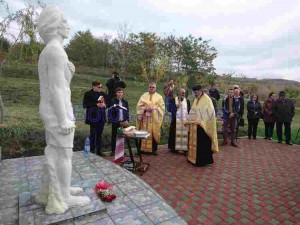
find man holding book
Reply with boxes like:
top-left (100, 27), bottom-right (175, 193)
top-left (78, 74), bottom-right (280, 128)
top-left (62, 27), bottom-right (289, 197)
top-left (108, 87), bottom-right (129, 156)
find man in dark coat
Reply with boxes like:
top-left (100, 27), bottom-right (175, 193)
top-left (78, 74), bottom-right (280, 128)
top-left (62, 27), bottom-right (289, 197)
top-left (209, 84), bottom-right (220, 101)
top-left (204, 89), bottom-right (218, 115)
top-left (83, 81), bottom-right (110, 156)
top-left (108, 87), bottom-right (129, 156)
top-left (106, 71), bottom-right (126, 99)
top-left (272, 91), bottom-right (295, 145)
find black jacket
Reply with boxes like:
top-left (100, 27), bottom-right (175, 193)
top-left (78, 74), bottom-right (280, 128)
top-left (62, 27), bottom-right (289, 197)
top-left (82, 90), bottom-right (110, 125)
top-left (106, 77), bottom-right (126, 99)
top-left (235, 96), bottom-right (244, 117)
top-left (247, 100), bottom-right (262, 119)
top-left (272, 98), bottom-right (295, 123)
top-left (209, 88), bottom-right (220, 101)
top-left (108, 98), bottom-right (129, 123)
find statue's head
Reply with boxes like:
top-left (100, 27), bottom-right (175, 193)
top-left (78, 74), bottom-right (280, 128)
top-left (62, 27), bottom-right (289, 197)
top-left (38, 6), bottom-right (69, 43)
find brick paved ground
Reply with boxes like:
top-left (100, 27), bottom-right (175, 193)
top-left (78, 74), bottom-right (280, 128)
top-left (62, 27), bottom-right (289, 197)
top-left (112, 138), bottom-right (300, 225)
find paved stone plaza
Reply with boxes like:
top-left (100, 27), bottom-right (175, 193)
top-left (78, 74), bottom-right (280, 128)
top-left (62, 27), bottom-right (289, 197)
top-left (128, 138), bottom-right (299, 225)
top-left (0, 138), bottom-right (299, 225)
top-left (0, 152), bottom-right (186, 225)
top-left (109, 138), bottom-right (300, 225)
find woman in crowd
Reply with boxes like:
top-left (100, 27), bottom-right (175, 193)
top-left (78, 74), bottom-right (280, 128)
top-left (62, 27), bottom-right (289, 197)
top-left (247, 94), bottom-right (262, 139)
top-left (263, 92), bottom-right (276, 140)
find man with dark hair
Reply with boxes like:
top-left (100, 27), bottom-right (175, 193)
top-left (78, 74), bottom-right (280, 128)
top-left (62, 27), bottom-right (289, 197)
top-left (83, 81), bottom-right (110, 156)
top-left (222, 88), bottom-right (240, 147)
top-left (106, 71), bottom-right (126, 99)
top-left (108, 87), bottom-right (129, 156)
top-left (184, 84), bottom-right (219, 166)
top-left (272, 91), bottom-right (295, 145)
top-left (209, 84), bottom-right (220, 101)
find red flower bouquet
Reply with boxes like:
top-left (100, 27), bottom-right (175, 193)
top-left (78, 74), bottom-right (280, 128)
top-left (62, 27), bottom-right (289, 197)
top-left (94, 180), bottom-right (116, 202)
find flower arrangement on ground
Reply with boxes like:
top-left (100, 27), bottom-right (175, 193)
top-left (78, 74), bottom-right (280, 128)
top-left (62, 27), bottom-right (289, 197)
top-left (94, 180), bottom-right (116, 202)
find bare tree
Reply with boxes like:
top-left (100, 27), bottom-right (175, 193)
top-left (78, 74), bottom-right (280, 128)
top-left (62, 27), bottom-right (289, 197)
top-left (222, 71), bottom-right (235, 92)
top-left (0, 0), bottom-right (45, 63)
top-left (0, 0), bottom-right (45, 124)
top-left (116, 22), bottom-right (132, 81)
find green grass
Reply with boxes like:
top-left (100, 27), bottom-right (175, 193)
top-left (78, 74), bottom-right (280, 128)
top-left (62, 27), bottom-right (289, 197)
top-left (0, 64), bottom-right (168, 158)
top-left (0, 64), bottom-right (299, 159)
top-left (235, 101), bottom-right (300, 143)
top-left (216, 96), bottom-right (300, 144)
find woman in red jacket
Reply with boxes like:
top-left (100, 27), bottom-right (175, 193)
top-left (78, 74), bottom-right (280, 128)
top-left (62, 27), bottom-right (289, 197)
top-left (263, 92), bottom-right (276, 140)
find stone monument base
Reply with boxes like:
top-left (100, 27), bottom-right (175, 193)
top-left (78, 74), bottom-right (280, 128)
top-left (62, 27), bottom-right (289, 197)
top-left (18, 191), bottom-right (106, 225)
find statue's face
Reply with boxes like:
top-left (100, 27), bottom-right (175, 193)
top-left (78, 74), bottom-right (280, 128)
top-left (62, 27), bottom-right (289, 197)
top-left (58, 16), bottom-right (70, 39)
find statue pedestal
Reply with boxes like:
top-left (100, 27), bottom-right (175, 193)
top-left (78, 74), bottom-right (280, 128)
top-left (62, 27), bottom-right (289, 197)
top-left (19, 191), bottom-right (106, 225)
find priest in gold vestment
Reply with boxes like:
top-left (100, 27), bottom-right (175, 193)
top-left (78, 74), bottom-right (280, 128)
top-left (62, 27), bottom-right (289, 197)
top-left (184, 84), bottom-right (219, 166)
top-left (136, 82), bottom-right (165, 155)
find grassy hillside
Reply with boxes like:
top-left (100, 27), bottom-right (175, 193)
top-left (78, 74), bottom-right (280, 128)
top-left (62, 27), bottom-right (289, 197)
top-left (0, 64), bottom-right (168, 159)
top-left (0, 64), bottom-right (299, 159)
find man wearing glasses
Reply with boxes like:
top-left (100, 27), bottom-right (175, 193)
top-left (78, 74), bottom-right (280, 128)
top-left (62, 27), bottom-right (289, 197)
top-left (83, 81), bottom-right (110, 156)
top-left (136, 82), bottom-right (165, 155)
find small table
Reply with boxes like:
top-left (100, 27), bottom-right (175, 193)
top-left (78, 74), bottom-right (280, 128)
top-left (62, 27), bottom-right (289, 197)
top-left (119, 136), bottom-right (150, 176)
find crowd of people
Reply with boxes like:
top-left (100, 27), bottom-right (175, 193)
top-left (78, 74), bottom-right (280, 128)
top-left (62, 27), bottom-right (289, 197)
top-left (82, 75), bottom-right (296, 168)
top-left (219, 87), bottom-right (295, 146)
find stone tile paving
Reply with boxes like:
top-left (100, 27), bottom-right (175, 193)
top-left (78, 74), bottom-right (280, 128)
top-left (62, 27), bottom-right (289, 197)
top-left (0, 152), bottom-right (187, 225)
top-left (107, 138), bottom-right (300, 225)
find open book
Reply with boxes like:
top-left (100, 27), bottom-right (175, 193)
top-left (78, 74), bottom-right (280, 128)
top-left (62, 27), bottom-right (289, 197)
top-left (108, 104), bottom-right (128, 111)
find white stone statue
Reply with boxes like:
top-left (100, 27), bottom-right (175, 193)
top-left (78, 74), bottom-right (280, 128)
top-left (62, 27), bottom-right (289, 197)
top-left (34, 6), bottom-right (90, 214)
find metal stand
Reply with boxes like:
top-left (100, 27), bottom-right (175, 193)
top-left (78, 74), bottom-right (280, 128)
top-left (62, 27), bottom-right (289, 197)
top-left (119, 136), bottom-right (150, 175)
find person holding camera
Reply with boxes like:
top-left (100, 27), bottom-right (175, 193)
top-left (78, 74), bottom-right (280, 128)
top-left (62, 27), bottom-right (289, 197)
top-left (83, 81), bottom-right (110, 156)
top-left (106, 71), bottom-right (126, 99)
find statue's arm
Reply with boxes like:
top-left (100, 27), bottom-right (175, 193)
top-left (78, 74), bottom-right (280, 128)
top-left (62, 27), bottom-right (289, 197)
top-left (46, 47), bottom-right (73, 130)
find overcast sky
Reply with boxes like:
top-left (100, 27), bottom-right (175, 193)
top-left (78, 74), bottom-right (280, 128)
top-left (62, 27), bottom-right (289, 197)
top-left (3, 0), bottom-right (300, 82)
